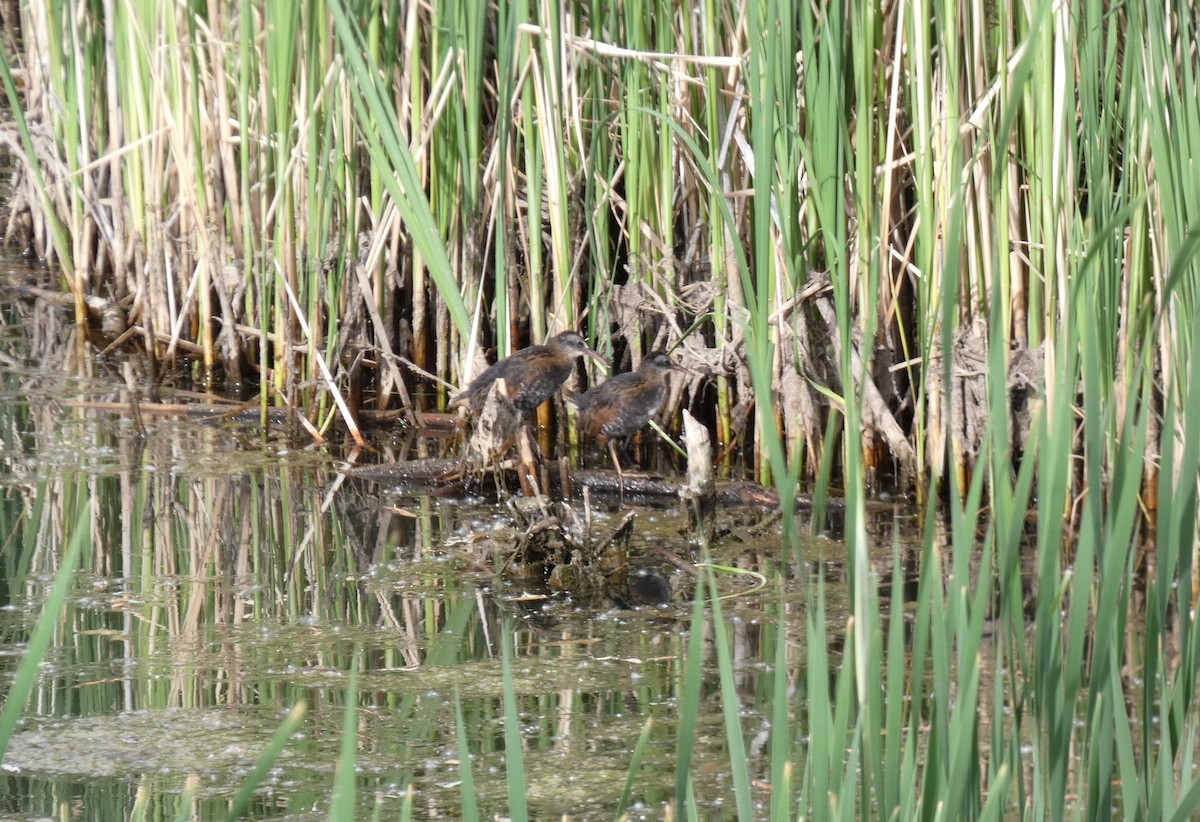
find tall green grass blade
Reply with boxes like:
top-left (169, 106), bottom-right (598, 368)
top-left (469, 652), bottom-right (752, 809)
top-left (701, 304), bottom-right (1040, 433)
top-left (224, 701), bottom-right (308, 821)
top-left (830, 614), bottom-right (858, 819)
top-left (614, 715), bottom-right (653, 820)
top-left (978, 764), bottom-right (1011, 822)
top-left (327, 0), bottom-right (470, 338)
top-left (675, 574), bottom-right (706, 811)
top-left (769, 585), bottom-right (792, 821)
top-left (453, 686), bottom-right (479, 822)
top-left (881, 535), bottom-right (908, 819)
top-left (0, 503), bottom-right (87, 760)
top-left (745, 0), bottom-right (778, 491)
top-left (0, 40), bottom-right (76, 283)
top-left (703, 561), bottom-right (752, 820)
top-left (500, 618), bottom-right (528, 822)
top-left (1171, 762), bottom-right (1200, 822)
top-left (399, 785), bottom-right (414, 821)
top-left (685, 777), bottom-right (699, 822)
top-left (803, 576), bottom-right (832, 822)
top-left (174, 775), bottom-right (198, 822)
top-left (329, 661), bottom-right (360, 821)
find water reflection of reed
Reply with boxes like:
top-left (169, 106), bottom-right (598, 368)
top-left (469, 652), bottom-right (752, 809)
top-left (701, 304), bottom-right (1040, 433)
top-left (2, 276), bottom-right (1195, 819)
top-left (0, 349), bottom-right (817, 816)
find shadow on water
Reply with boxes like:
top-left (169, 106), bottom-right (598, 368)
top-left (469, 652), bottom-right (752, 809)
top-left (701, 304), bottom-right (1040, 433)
top-left (0, 258), bottom-right (926, 819)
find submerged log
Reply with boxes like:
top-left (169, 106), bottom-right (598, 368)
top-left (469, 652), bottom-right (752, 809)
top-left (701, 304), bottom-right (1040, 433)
top-left (60, 399), bottom-right (298, 425)
top-left (350, 457), bottom-right (790, 508)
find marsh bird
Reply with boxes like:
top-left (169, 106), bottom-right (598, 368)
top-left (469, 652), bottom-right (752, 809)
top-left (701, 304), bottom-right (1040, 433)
top-left (449, 331), bottom-right (606, 414)
top-left (573, 351), bottom-right (688, 483)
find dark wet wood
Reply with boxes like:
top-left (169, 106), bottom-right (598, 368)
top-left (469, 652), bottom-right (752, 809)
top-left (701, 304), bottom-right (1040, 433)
top-left (61, 400), bottom-right (298, 425)
top-left (349, 457), bottom-right (792, 507)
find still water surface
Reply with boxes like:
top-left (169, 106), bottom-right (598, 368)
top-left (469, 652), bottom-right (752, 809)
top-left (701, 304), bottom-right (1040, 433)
top-left (0, 264), bottom-right (917, 819)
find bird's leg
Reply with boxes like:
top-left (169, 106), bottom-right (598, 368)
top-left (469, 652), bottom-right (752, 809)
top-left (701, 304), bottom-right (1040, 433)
top-left (609, 438), bottom-right (625, 503)
top-left (516, 425), bottom-right (544, 502)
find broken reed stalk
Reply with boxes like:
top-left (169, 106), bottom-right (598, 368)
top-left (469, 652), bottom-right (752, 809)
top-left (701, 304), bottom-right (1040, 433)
top-left (681, 410), bottom-right (715, 545)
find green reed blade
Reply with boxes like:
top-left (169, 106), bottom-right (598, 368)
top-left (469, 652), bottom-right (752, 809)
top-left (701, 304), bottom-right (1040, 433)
top-left (328, 0), bottom-right (470, 338)
top-left (838, 723), bottom-right (861, 822)
top-left (674, 572), bottom-right (706, 811)
top-left (614, 715), bottom-right (653, 821)
top-left (399, 785), bottom-right (414, 821)
top-left (703, 560), bottom-right (752, 820)
top-left (224, 701), bottom-right (308, 822)
top-left (803, 576), bottom-right (832, 821)
top-left (977, 764), bottom-right (1012, 822)
top-left (329, 661), bottom-right (360, 821)
top-left (0, 504), bottom-right (87, 760)
top-left (881, 535), bottom-right (907, 817)
top-left (174, 775), bottom-right (198, 822)
top-left (768, 584), bottom-right (792, 821)
top-left (0, 41), bottom-right (76, 283)
top-left (684, 777), bottom-right (699, 822)
top-left (454, 685), bottom-right (480, 822)
top-left (1171, 744), bottom-right (1200, 822)
top-left (500, 617), bottom-right (528, 822)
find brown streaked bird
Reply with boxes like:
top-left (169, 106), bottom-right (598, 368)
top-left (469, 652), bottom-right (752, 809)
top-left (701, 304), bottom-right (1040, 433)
top-left (449, 331), bottom-right (607, 414)
top-left (573, 351), bottom-right (688, 484)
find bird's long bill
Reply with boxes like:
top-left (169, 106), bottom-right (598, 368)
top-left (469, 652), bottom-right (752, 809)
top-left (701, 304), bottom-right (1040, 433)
top-left (582, 346), bottom-right (608, 367)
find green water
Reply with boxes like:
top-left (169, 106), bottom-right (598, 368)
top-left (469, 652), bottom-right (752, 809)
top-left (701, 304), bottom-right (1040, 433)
top-left (0, 268), bottom-right (919, 820)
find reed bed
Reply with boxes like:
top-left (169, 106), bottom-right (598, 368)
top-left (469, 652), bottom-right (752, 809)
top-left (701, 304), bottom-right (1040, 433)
top-left (4, 0), bottom-right (1200, 819)
top-left (2, 0), bottom-right (1186, 498)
